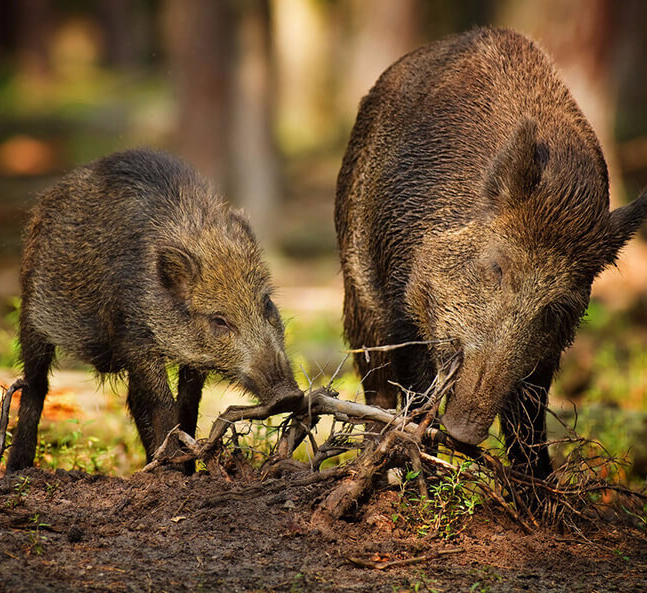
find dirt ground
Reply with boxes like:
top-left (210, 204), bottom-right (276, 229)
top-left (1, 467), bottom-right (646, 593)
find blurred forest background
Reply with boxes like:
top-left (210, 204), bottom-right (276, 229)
top-left (0, 0), bottom-right (646, 478)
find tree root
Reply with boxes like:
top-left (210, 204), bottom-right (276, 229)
top-left (315, 430), bottom-right (400, 521)
top-left (144, 386), bottom-right (457, 473)
top-left (346, 547), bottom-right (463, 570)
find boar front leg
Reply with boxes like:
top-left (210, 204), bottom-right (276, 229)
top-left (177, 365), bottom-right (206, 474)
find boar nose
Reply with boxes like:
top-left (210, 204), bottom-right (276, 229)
top-left (441, 408), bottom-right (491, 445)
top-left (440, 351), bottom-right (510, 446)
top-left (240, 329), bottom-right (301, 403)
top-left (441, 390), bottom-right (493, 445)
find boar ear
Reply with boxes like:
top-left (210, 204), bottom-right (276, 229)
top-left (604, 186), bottom-right (647, 262)
top-left (157, 245), bottom-right (200, 301)
top-left (485, 119), bottom-right (544, 209)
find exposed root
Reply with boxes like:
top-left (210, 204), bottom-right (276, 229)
top-left (315, 430), bottom-right (400, 521)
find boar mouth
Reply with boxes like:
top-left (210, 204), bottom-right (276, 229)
top-left (441, 396), bottom-right (493, 445)
top-left (441, 407), bottom-right (492, 445)
top-left (237, 373), bottom-right (304, 412)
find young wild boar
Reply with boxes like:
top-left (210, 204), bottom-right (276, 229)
top-left (7, 149), bottom-right (302, 473)
top-left (335, 27), bottom-right (647, 477)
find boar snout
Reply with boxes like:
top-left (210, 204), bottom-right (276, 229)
top-left (239, 336), bottom-right (303, 412)
top-left (441, 351), bottom-right (513, 446)
top-left (441, 395), bottom-right (494, 446)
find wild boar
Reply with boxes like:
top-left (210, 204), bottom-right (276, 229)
top-left (335, 27), bottom-right (647, 477)
top-left (7, 149), bottom-right (302, 472)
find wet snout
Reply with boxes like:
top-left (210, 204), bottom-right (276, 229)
top-left (440, 350), bottom-right (515, 446)
top-left (239, 328), bottom-right (303, 411)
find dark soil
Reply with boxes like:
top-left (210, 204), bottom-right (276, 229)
top-left (0, 467), bottom-right (646, 593)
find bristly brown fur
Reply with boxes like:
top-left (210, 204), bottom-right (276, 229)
top-left (335, 27), bottom-right (647, 479)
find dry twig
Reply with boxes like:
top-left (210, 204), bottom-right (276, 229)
top-left (346, 547), bottom-right (463, 570)
top-left (0, 379), bottom-right (26, 460)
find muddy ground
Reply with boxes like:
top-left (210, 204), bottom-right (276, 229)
top-left (1, 467), bottom-right (646, 593)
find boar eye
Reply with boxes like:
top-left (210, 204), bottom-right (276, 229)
top-left (480, 259), bottom-right (503, 287)
top-left (209, 314), bottom-right (231, 333)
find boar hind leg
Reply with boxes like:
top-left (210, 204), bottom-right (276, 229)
top-left (343, 281), bottom-right (399, 410)
top-left (127, 362), bottom-right (178, 463)
top-left (6, 324), bottom-right (55, 472)
top-left (500, 363), bottom-right (554, 480)
top-left (177, 365), bottom-right (206, 474)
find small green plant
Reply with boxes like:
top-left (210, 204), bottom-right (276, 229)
top-left (469, 566), bottom-right (503, 593)
top-left (6, 476), bottom-right (31, 509)
top-left (393, 462), bottom-right (480, 539)
top-left (405, 468), bottom-right (421, 483)
top-left (223, 416), bottom-right (283, 465)
top-left (34, 419), bottom-right (127, 473)
top-left (391, 573), bottom-right (440, 593)
top-left (26, 513), bottom-right (50, 556)
top-left (289, 572), bottom-right (305, 593)
top-left (44, 482), bottom-right (59, 498)
top-left (639, 501), bottom-right (647, 532)
top-left (409, 572), bottom-right (440, 593)
top-left (247, 417), bottom-right (282, 459)
top-left (612, 548), bottom-right (630, 562)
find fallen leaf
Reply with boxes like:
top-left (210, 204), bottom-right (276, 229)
top-left (170, 516), bottom-right (187, 523)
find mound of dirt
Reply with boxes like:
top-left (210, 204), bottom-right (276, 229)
top-left (1, 468), bottom-right (645, 593)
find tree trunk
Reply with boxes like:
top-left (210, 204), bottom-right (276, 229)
top-left (162, 0), bottom-right (236, 187)
top-left (338, 0), bottom-right (422, 125)
top-left (230, 0), bottom-right (279, 244)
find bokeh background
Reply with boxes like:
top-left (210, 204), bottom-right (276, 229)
top-left (0, 0), bottom-right (646, 477)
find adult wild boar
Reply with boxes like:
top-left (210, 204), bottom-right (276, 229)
top-left (335, 28), bottom-right (647, 477)
top-left (7, 149), bottom-right (302, 473)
